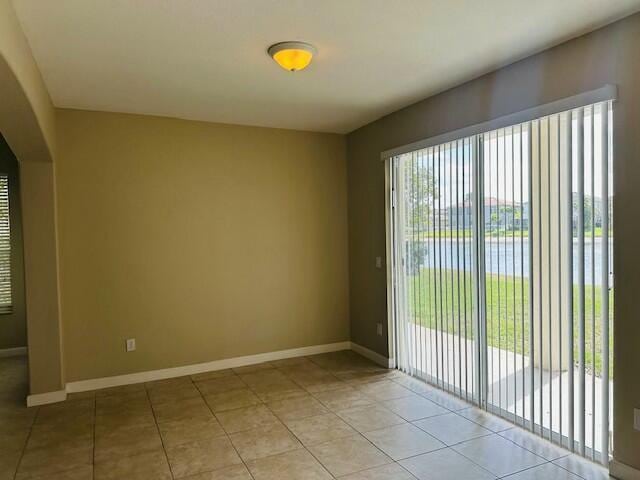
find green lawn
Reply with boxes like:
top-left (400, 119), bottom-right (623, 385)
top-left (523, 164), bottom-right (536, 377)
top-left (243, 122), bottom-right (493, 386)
top-left (410, 227), bottom-right (606, 240)
top-left (407, 268), bottom-right (613, 377)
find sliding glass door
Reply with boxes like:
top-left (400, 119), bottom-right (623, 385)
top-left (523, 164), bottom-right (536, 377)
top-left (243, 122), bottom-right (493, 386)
top-left (389, 100), bottom-right (613, 464)
top-left (391, 138), bottom-right (478, 402)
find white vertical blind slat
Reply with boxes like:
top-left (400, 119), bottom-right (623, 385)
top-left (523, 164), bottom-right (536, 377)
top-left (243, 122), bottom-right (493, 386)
top-left (390, 99), bottom-right (613, 465)
top-left (0, 175), bottom-right (12, 315)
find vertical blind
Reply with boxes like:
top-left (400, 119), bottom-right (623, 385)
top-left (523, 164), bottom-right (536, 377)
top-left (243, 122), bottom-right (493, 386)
top-left (390, 100), bottom-right (613, 464)
top-left (392, 137), bottom-right (478, 403)
top-left (0, 175), bottom-right (12, 314)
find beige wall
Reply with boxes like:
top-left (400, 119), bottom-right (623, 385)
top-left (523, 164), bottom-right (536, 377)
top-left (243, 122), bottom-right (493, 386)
top-left (347, 13), bottom-right (640, 470)
top-left (20, 161), bottom-right (64, 393)
top-left (55, 109), bottom-right (349, 382)
top-left (0, 0), bottom-right (63, 395)
top-left (0, 136), bottom-right (26, 350)
top-left (0, 0), bottom-right (55, 162)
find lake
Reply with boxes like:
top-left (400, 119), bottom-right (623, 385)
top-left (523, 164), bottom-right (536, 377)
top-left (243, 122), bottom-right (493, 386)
top-left (414, 237), bottom-right (613, 286)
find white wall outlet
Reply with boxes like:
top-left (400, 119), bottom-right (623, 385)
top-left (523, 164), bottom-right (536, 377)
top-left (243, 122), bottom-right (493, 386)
top-left (634, 408), bottom-right (640, 431)
top-left (375, 256), bottom-right (383, 269)
top-left (376, 323), bottom-right (383, 336)
top-left (126, 338), bottom-right (136, 352)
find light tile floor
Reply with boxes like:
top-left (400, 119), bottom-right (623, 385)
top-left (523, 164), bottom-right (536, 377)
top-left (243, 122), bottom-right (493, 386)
top-left (0, 351), bottom-right (613, 479)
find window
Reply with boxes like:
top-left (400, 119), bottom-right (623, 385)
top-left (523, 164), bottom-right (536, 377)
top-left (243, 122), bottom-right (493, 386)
top-left (0, 174), bottom-right (12, 314)
top-left (387, 88), bottom-right (614, 465)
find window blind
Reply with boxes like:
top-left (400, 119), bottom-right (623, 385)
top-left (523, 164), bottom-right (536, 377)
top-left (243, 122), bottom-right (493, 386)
top-left (0, 175), bottom-right (12, 314)
top-left (389, 99), bottom-right (613, 465)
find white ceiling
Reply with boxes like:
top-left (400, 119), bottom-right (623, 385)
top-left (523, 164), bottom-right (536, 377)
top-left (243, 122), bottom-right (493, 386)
top-left (12, 0), bottom-right (640, 134)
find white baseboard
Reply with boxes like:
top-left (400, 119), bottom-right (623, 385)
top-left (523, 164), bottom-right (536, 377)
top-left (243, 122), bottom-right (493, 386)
top-left (350, 342), bottom-right (395, 368)
top-left (610, 459), bottom-right (640, 480)
top-left (32, 340), bottom-right (395, 406)
top-left (27, 389), bottom-right (67, 407)
top-left (0, 346), bottom-right (27, 358)
top-left (66, 341), bottom-right (351, 394)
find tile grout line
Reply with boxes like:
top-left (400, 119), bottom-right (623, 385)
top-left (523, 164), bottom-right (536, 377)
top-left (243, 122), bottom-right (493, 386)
top-left (550, 459), bottom-right (594, 480)
top-left (198, 357), bottom-right (391, 477)
top-left (432, 413), bottom-right (554, 478)
top-left (493, 460), bottom-right (555, 479)
top-left (261, 392), bottom-right (339, 479)
top-left (333, 366), bottom-right (599, 480)
top-left (197, 371), bottom-right (258, 480)
top-left (379, 373), bottom-right (560, 479)
top-left (167, 369), bottom-right (589, 480)
top-left (242, 361), bottom-right (340, 477)
top-left (446, 436), bottom-right (531, 479)
top-left (390, 372), bottom-right (589, 476)
top-left (11, 404), bottom-right (39, 480)
top-left (303, 373), bottom-right (403, 477)
top-left (2, 353), bottom-right (605, 480)
top-left (145, 383), bottom-right (177, 479)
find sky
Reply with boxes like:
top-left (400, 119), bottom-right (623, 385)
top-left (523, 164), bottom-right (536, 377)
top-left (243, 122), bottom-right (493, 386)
top-left (399, 105), bottom-right (613, 209)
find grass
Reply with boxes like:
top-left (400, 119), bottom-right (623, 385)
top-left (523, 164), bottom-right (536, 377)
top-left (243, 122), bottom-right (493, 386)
top-left (407, 268), bottom-right (613, 377)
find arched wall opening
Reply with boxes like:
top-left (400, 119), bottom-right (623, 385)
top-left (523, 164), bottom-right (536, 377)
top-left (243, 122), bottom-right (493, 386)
top-left (0, 0), bottom-right (64, 402)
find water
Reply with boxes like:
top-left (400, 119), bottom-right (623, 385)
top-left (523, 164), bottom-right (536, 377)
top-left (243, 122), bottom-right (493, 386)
top-left (413, 237), bottom-right (612, 285)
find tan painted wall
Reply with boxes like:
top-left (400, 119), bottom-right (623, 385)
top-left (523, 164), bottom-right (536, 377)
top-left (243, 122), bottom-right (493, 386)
top-left (20, 161), bottom-right (64, 393)
top-left (55, 109), bottom-right (349, 382)
top-left (0, 136), bottom-right (26, 350)
top-left (0, 0), bottom-right (55, 162)
top-left (347, 12), bottom-right (640, 469)
top-left (0, 0), bottom-right (63, 395)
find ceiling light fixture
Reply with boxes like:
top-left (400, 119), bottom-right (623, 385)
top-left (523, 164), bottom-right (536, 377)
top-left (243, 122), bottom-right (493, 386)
top-left (268, 41), bottom-right (316, 72)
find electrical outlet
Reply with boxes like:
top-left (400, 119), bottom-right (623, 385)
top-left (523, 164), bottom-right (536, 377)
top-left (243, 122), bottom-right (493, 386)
top-left (635, 408), bottom-right (640, 431)
top-left (376, 323), bottom-right (383, 336)
top-left (375, 256), bottom-right (383, 269)
top-left (126, 338), bottom-right (136, 352)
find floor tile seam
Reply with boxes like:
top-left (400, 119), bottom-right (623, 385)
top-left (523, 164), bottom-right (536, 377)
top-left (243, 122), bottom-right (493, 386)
top-left (277, 367), bottom-right (343, 393)
top-left (143, 375), bottom-right (197, 393)
top-left (193, 371), bottom-right (248, 396)
top-left (463, 411), bottom-right (570, 462)
top-left (331, 399), bottom-right (404, 424)
top-left (313, 429), bottom-right (411, 479)
top-left (392, 382), bottom-right (460, 414)
top-left (401, 408), bottom-right (455, 423)
top-left (219, 408), bottom-right (285, 436)
top-left (11, 404), bottom-right (40, 480)
top-left (14, 412), bottom-right (93, 480)
top-left (261, 395), bottom-right (308, 427)
top-left (551, 458), bottom-right (601, 480)
top-left (359, 419), bottom-right (450, 449)
top-left (495, 428), bottom-right (573, 462)
top-left (210, 400), bottom-right (278, 432)
top-left (451, 408), bottom-right (516, 434)
top-left (199, 383), bottom-right (257, 480)
top-left (387, 372), bottom-right (471, 409)
top-left (409, 423), bottom-right (496, 447)
top-left (450, 439), bottom-right (553, 479)
top-left (330, 460), bottom-right (418, 479)
top-left (273, 408), bottom-right (339, 479)
top-left (307, 387), bottom-right (382, 412)
top-left (492, 459), bottom-right (560, 479)
top-left (418, 390), bottom-right (468, 412)
top-left (144, 384), bottom-right (177, 479)
top-left (195, 384), bottom-right (251, 398)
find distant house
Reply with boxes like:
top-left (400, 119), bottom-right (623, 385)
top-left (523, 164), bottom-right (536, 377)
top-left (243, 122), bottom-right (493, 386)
top-left (447, 197), bottom-right (527, 230)
top-left (433, 207), bottom-right (449, 228)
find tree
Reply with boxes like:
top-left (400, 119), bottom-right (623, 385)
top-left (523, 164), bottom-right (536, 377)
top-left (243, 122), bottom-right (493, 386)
top-left (407, 164), bottom-right (438, 233)
top-left (572, 194), bottom-right (593, 233)
top-left (405, 163), bottom-right (438, 275)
